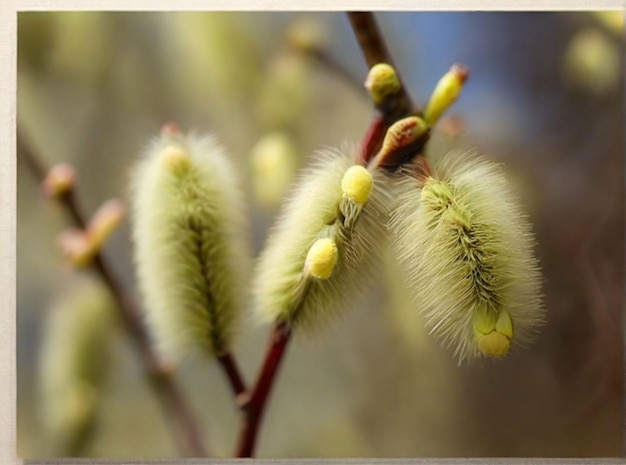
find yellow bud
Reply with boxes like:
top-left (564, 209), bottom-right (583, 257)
top-left (473, 307), bottom-right (498, 336)
top-left (42, 163), bottom-right (76, 198)
top-left (341, 165), bottom-right (373, 207)
top-left (364, 63), bottom-right (401, 105)
top-left (495, 310), bottom-right (514, 339)
top-left (305, 238), bottom-right (338, 280)
top-left (477, 331), bottom-right (510, 357)
top-left (424, 64), bottom-right (469, 124)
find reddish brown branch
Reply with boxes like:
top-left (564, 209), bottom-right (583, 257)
top-left (347, 12), bottom-right (419, 165)
top-left (218, 352), bottom-right (248, 402)
top-left (18, 131), bottom-right (209, 458)
top-left (347, 12), bottom-right (415, 122)
top-left (234, 322), bottom-right (292, 458)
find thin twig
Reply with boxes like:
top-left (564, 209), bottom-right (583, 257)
top-left (17, 130), bottom-right (209, 458)
top-left (217, 352), bottom-right (248, 402)
top-left (347, 12), bottom-right (422, 165)
top-left (301, 47), bottom-right (365, 95)
top-left (234, 322), bottom-right (292, 458)
top-left (347, 12), bottom-right (415, 122)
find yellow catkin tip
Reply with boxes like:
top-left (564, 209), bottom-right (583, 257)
top-left (364, 63), bottom-right (401, 105)
top-left (477, 332), bottom-right (510, 357)
top-left (424, 64), bottom-right (469, 125)
top-left (159, 145), bottom-right (190, 171)
top-left (305, 237), bottom-right (338, 280)
top-left (473, 308), bottom-right (498, 336)
top-left (495, 310), bottom-right (514, 339)
top-left (341, 165), bottom-right (373, 206)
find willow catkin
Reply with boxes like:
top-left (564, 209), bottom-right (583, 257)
top-left (253, 148), bottom-right (388, 332)
top-left (130, 131), bottom-right (250, 360)
top-left (38, 279), bottom-right (115, 454)
top-left (388, 150), bottom-right (544, 363)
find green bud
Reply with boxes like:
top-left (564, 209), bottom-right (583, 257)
top-left (364, 63), bottom-right (401, 106)
top-left (424, 64), bottom-right (469, 125)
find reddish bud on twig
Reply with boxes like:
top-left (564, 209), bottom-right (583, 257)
top-left (42, 163), bottom-right (76, 199)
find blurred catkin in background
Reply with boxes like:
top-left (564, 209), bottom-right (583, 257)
top-left (17, 11), bottom-right (623, 458)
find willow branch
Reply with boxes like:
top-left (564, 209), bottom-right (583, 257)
top-left (347, 12), bottom-right (415, 121)
top-left (347, 12), bottom-right (420, 164)
top-left (234, 322), bottom-right (292, 458)
top-left (217, 352), bottom-right (248, 403)
top-left (17, 130), bottom-right (209, 458)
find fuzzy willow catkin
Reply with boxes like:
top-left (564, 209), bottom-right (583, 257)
top-left (388, 151), bottom-right (543, 363)
top-left (131, 131), bottom-right (250, 360)
top-left (253, 149), bottom-right (388, 332)
top-left (39, 279), bottom-right (115, 454)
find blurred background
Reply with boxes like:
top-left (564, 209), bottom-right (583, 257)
top-left (17, 11), bottom-right (624, 458)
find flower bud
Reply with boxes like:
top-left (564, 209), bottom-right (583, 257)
top-left (130, 130), bottom-right (251, 360)
top-left (58, 199), bottom-right (125, 268)
top-left (58, 229), bottom-right (94, 268)
top-left (372, 116), bottom-right (429, 170)
top-left (341, 165), bottom-right (373, 207)
top-left (305, 237), bottom-right (338, 280)
top-left (423, 64), bottom-right (469, 125)
top-left (387, 150), bottom-right (543, 363)
top-left (86, 199), bottom-right (125, 250)
top-left (339, 164), bottom-right (375, 229)
top-left (42, 163), bottom-right (75, 198)
top-left (364, 63), bottom-right (401, 106)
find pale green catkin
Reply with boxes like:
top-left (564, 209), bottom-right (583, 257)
top-left (253, 148), bottom-right (389, 332)
top-left (131, 131), bottom-right (250, 360)
top-left (387, 151), bottom-right (544, 363)
top-left (38, 279), bottom-right (115, 454)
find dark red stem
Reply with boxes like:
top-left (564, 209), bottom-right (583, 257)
top-left (218, 352), bottom-right (248, 402)
top-left (234, 322), bottom-right (292, 458)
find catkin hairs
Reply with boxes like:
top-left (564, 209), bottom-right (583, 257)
top-left (130, 130), bottom-right (250, 361)
top-left (387, 151), bottom-right (544, 363)
top-left (253, 148), bottom-right (389, 333)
